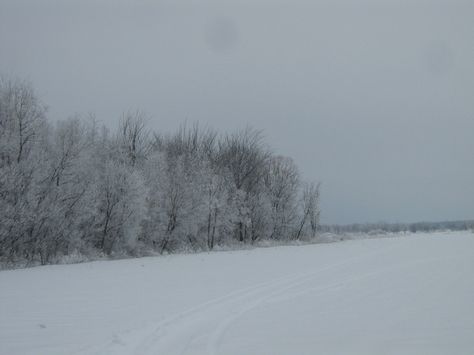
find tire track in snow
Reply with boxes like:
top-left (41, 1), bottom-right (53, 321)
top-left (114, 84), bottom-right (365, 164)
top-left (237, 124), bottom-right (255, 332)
top-left (205, 256), bottom-right (442, 355)
top-left (85, 243), bottom-right (399, 355)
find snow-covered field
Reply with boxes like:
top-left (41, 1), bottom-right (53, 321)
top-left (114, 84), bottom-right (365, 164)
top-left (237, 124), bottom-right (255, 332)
top-left (1, 231), bottom-right (473, 355)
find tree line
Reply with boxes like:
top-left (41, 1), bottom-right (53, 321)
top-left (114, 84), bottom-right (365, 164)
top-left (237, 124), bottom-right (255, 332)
top-left (0, 78), bottom-right (320, 266)
top-left (321, 220), bottom-right (474, 234)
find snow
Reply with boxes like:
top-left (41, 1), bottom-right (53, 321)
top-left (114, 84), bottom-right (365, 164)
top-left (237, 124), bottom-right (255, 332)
top-left (1, 231), bottom-right (473, 355)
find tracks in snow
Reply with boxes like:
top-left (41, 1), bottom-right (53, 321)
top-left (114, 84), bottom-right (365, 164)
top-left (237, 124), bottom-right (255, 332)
top-left (84, 244), bottom-right (398, 355)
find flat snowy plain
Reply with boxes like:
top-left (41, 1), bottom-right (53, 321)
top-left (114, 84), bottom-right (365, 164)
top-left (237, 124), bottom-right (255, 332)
top-left (1, 231), bottom-right (473, 355)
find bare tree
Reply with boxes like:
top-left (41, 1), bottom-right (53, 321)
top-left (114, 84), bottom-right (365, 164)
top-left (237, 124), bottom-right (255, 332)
top-left (0, 79), bottom-right (48, 264)
top-left (295, 182), bottom-right (321, 240)
top-left (0, 78), bottom-right (46, 165)
top-left (117, 111), bottom-right (151, 167)
top-left (264, 156), bottom-right (300, 240)
top-left (203, 170), bottom-right (234, 250)
top-left (217, 127), bottom-right (270, 242)
top-left (94, 160), bottom-right (146, 255)
top-left (142, 152), bottom-right (207, 254)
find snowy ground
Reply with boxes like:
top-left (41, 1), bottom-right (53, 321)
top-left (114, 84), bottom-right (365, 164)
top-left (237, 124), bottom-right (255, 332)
top-left (1, 231), bottom-right (473, 355)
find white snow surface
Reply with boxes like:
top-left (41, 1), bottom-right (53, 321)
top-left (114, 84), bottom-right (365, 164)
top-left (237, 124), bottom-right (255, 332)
top-left (1, 231), bottom-right (473, 355)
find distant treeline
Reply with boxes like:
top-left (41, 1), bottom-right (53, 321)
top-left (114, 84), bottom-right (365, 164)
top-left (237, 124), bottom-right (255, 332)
top-left (321, 220), bottom-right (474, 234)
top-left (0, 78), bottom-right (320, 267)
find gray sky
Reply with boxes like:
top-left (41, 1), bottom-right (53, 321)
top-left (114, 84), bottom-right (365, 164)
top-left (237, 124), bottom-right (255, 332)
top-left (1, 0), bottom-right (473, 224)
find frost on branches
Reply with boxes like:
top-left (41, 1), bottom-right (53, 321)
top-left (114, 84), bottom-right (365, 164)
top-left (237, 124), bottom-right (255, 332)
top-left (0, 79), bottom-right (321, 267)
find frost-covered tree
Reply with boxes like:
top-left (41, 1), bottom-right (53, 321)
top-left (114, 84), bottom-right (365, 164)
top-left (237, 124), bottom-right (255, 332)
top-left (92, 158), bottom-right (146, 255)
top-left (264, 156), bottom-right (300, 240)
top-left (295, 182), bottom-right (321, 240)
top-left (116, 111), bottom-right (151, 167)
top-left (142, 152), bottom-right (208, 253)
top-left (0, 78), bottom-right (46, 165)
top-left (202, 169), bottom-right (235, 249)
top-left (1, 78), bottom-right (324, 267)
top-left (0, 79), bottom-right (48, 263)
top-left (42, 118), bottom-right (98, 257)
top-left (217, 127), bottom-right (270, 243)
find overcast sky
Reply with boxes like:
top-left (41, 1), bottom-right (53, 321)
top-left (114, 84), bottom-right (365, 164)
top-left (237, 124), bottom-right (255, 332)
top-left (1, 0), bottom-right (473, 224)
